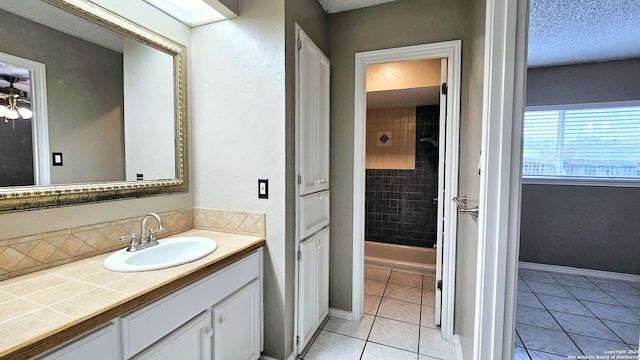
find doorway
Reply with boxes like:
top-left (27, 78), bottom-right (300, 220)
top-left (352, 40), bottom-right (462, 342)
top-left (474, 0), bottom-right (640, 358)
top-left (0, 52), bottom-right (49, 186)
top-left (513, 0), bottom-right (640, 357)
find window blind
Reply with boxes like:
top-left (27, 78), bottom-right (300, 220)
top-left (522, 105), bottom-right (640, 180)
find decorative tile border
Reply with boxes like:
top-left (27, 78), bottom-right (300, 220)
top-left (0, 208), bottom-right (193, 280)
top-left (193, 208), bottom-right (266, 237)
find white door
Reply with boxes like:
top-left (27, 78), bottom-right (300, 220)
top-left (297, 30), bottom-right (330, 196)
top-left (315, 227), bottom-right (330, 325)
top-left (297, 235), bottom-right (318, 350)
top-left (434, 58), bottom-right (448, 326)
top-left (212, 280), bottom-right (261, 360)
top-left (295, 24), bottom-right (331, 355)
top-left (316, 54), bottom-right (330, 191)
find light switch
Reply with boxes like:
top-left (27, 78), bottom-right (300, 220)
top-left (258, 179), bottom-right (268, 199)
top-left (52, 152), bottom-right (63, 166)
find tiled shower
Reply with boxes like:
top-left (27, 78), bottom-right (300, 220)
top-left (365, 105), bottom-right (440, 249)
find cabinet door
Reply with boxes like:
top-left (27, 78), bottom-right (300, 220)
top-left (133, 311), bottom-right (211, 360)
top-left (316, 53), bottom-right (330, 192)
top-left (298, 30), bottom-right (320, 196)
top-left (39, 322), bottom-right (120, 360)
top-left (316, 227), bottom-right (330, 325)
top-left (297, 235), bottom-right (318, 350)
top-left (213, 280), bottom-right (261, 360)
top-left (297, 30), bottom-right (330, 196)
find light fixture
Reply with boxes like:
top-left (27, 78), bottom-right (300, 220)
top-left (0, 76), bottom-right (32, 123)
top-left (143, 0), bottom-right (225, 27)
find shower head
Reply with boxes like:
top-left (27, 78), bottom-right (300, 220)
top-left (419, 138), bottom-right (438, 147)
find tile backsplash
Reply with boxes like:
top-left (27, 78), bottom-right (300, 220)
top-left (0, 207), bottom-right (265, 280)
top-left (193, 208), bottom-right (265, 237)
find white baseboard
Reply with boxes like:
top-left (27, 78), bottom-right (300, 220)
top-left (328, 308), bottom-right (353, 320)
top-left (452, 335), bottom-right (464, 360)
top-left (261, 353), bottom-right (297, 360)
top-left (519, 261), bottom-right (640, 283)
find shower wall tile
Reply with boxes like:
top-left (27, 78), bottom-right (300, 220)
top-left (366, 107), bottom-right (416, 170)
top-left (365, 105), bottom-right (439, 248)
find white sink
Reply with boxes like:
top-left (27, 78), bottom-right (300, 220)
top-left (104, 237), bottom-right (218, 272)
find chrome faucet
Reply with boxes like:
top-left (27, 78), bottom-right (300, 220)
top-left (120, 213), bottom-right (165, 252)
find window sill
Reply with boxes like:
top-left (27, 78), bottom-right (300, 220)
top-left (522, 177), bottom-right (640, 188)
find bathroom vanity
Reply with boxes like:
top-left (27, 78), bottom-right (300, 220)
top-left (0, 230), bottom-right (264, 360)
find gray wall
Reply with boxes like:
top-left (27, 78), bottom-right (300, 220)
top-left (0, 120), bottom-right (33, 186)
top-left (520, 185), bottom-right (640, 274)
top-left (0, 9), bottom-right (125, 184)
top-left (521, 59), bottom-right (640, 275)
top-left (327, 0), bottom-right (470, 312)
top-left (527, 59), bottom-right (640, 106)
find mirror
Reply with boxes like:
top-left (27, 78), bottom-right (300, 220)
top-left (0, 0), bottom-right (187, 212)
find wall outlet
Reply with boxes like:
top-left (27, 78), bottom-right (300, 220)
top-left (258, 179), bottom-right (268, 199)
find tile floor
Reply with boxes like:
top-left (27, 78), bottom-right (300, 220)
top-left (300, 265), bottom-right (457, 360)
top-left (515, 268), bottom-right (640, 360)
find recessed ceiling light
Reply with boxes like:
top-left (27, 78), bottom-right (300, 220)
top-left (143, 0), bottom-right (226, 27)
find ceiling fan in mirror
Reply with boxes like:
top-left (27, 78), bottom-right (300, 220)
top-left (0, 75), bottom-right (32, 123)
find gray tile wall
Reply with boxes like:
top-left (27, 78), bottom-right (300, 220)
top-left (365, 105), bottom-right (439, 248)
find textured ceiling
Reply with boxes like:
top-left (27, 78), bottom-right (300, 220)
top-left (317, 0), bottom-right (397, 14)
top-left (528, 0), bottom-right (640, 67)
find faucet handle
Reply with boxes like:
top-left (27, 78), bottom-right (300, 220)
top-left (120, 233), bottom-right (139, 243)
top-left (148, 226), bottom-right (165, 242)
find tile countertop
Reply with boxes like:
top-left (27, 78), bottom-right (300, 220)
top-left (0, 229), bottom-right (265, 359)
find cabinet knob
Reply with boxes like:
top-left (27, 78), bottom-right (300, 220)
top-left (219, 317), bottom-right (227, 326)
top-left (203, 327), bottom-right (214, 337)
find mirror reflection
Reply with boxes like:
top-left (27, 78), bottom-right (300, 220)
top-left (0, 68), bottom-right (34, 186)
top-left (0, 1), bottom-right (176, 188)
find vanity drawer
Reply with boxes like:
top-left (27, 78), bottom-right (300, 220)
top-left (38, 321), bottom-right (120, 360)
top-left (299, 190), bottom-right (330, 239)
top-left (121, 251), bottom-right (260, 359)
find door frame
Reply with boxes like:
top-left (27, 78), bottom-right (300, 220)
top-left (0, 52), bottom-right (50, 185)
top-left (352, 40), bottom-right (462, 340)
top-left (472, 0), bottom-right (528, 357)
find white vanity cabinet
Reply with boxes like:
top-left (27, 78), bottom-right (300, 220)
top-left (38, 249), bottom-right (263, 360)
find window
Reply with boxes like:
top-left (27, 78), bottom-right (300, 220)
top-left (522, 103), bottom-right (640, 183)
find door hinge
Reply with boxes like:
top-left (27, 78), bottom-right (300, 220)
top-left (441, 82), bottom-right (448, 95)
top-left (296, 336), bottom-right (300, 345)
top-left (437, 280), bottom-right (442, 290)
top-left (297, 175), bottom-right (302, 185)
top-left (297, 38), bottom-right (302, 50)
top-left (297, 250), bottom-right (302, 261)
